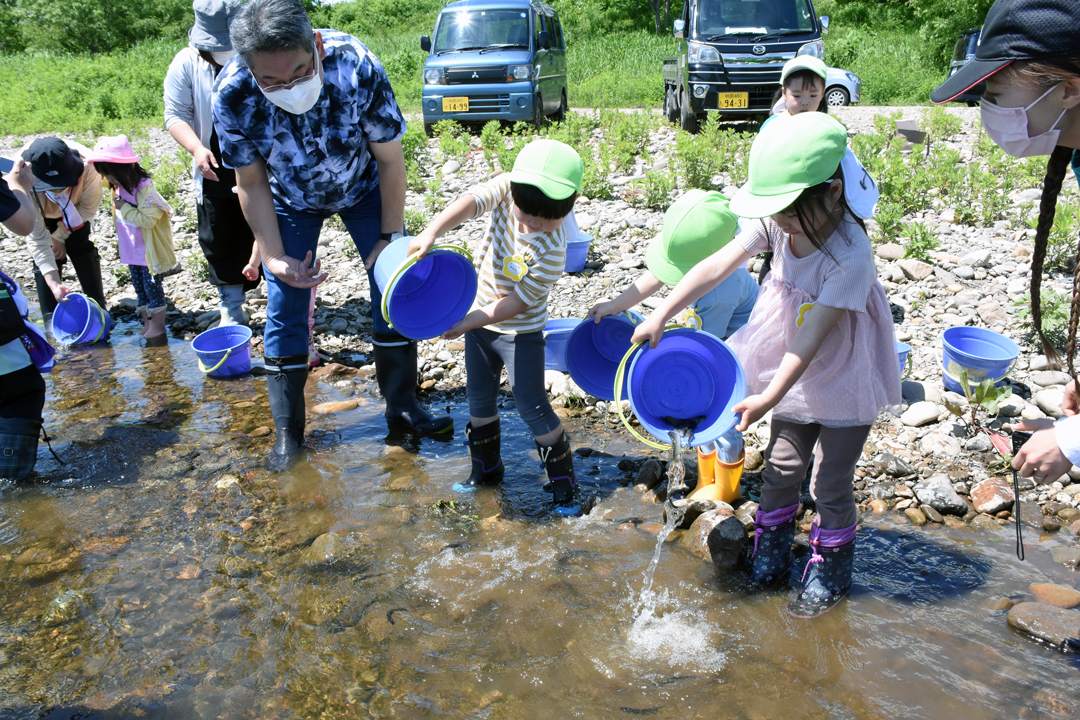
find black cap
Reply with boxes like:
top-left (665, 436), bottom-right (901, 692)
top-left (21, 138), bottom-right (84, 192)
top-left (931, 0), bottom-right (1080, 104)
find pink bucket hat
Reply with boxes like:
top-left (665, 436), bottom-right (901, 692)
top-left (85, 135), bottom-right (140, 164)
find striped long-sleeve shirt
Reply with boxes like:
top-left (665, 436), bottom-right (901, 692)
top-left (468, 175), bottom-right (566, 334)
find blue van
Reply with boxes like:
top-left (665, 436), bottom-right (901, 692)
top-left (419, 0), bottom-right (568, 132)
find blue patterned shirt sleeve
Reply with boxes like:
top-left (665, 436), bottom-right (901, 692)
top-left (211, 30), bottom-right (406, 213)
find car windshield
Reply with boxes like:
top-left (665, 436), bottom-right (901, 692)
top-left (694, 0), bottom-right (815, 39)
top-left (433, 9), bottom-right (531, 53)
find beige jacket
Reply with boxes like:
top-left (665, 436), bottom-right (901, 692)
top-left (27, 141), bottom-right (102, 275)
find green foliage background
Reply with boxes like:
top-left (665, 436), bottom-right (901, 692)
top-left (0, 0), bottom-right (993, 135)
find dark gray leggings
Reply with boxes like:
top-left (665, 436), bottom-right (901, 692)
top-left (760, 418), bottom-right (871, 529)
top-left (465, 327), bottom-right (561, 438)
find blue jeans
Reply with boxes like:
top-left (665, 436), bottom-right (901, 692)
top-left (266, 186), bottom-right (396, 358)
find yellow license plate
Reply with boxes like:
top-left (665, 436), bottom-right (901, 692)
top-left (716, 92), bottom-right (748, 109)
top-left (442, 97), bottom-right (469, 112)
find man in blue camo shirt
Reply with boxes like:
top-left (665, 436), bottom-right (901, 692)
top-left (213, 0), bottom-right (452, 472)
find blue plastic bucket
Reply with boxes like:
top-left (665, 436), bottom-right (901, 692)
top-left (627, 328), bottom-right (746, 448)
top-left (192, 325), bottom-right (253, 377)
top-left (373, 236), bottom-right (477, 340)
top-left (940, 326), bottom-right (1018, 393)
top-left (543, 318), bottom-right (579, 372)
top-left (564, 234), bottom-right (592, 273)
top-left (566, 311), bottom-right (644, 401)
top-left (896, 341), bottom-right (911, 377)
top-left (50, 292), bottom-right (111, 345)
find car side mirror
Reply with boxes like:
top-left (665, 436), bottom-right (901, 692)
top-left (538, 30), bottom-right (550, 49)
top-left (420, 35), bottom-right (431, 52)
top-left (673, 19), bottom-right (685, 39)
top-left (819, 16), bottom-right (829, 34)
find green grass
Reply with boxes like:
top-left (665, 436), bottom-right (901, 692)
top-left (825, 27), bottom-right (945, 106)
top-left (567, 31), bottom-right (673, 108)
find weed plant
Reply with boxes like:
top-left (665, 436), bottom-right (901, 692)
top-left (901, 221), bottom-right (939, 261)
top-left (1014, 288), bottom-right (1071, 350)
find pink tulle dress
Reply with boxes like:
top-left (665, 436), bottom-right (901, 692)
top-left (726, 218), bottom-right (901, 427)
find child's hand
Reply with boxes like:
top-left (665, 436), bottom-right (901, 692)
top-left (242, 262), bottom-right (260, 281)
top-left (409, 230), bottom-right (437, 261)
top-left (732, 394), bottom-right (773, 432)
top-left (587, 300), bottom-right (618, 323)
top-left (630, 316), bottom-right (665, 349)
top-left (441, 318), bottom-right (469, 340)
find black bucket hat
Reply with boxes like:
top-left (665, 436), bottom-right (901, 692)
top-left (22, 138), bottom-right (84, 192)
top-left (931, 0), bottom-right (1080, 104)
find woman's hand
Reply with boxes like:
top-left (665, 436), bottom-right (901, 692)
top-left (42, 270), bottom-right (69, 302)
top-left (733, 394), bottom-right (774, 432)
top-left (1011, 419), bottom-right (1073, 484)
top-left (630, 315), bottom-right (665, 349)
top-left (587, 300), bottom-right (619, 323)
top-left (264, 251), bottom-right (327, 289)
top-left (193, 145), bottom-right (220, 182)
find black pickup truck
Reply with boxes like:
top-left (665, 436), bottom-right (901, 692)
top-left (662, 0), bottom-right (827, 131)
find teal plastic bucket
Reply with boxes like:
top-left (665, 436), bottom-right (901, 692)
top-left (940, 326), bottom-right (1018, 393)
top-left (896, 341), bottom-right (911, 378)
top-left (543, 318), bottom-right (579, 372)
top-left (564, 235), bottom-right (592, 273)
top-left (373, 235), bottom-right (477, 340)
top-left (566, 311), bottom-right (643, 401)
top-left (627, 328), bottom-right (746, 448)
top-left (50, 292), bottom-right (111, 345)
top-left (192, 325), bottom-right (253, 378)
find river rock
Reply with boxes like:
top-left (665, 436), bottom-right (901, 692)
top-left (1035, 389), bottom-right (1065, 418)
top-left (1031, 370), bottom-right (1072, 387)
top-left (904, 507), bottom-right (928, 525)
top-left (1050, 546), bottom-right (1080, 568)
top-left (914, 475), bottom-right (969, 516)
top-left (876, 243), bottom-right (904, 260)
top-left (734, 501), bottom-right (758, 529)
top-left (961, 249), bottom-right (992, 268)
top-left (902, 401), bottom-right (941, 427)
top-left (312, 399), bottom-right (359, 414)
top-left (902, 381), bottom-right (942, 404)
top-left (679, 508), bottom-right (747, 572)
top-left (1007, 602), bottom-right (1080, 648)
top-left (302, 533), bottom-right (342, 565)
top-left (873, 452), bottom-right (915, 478)
top-left (976, 302), bottom-right (1008, 327)
top-left (1030, 582), bottom-right (1080, 608)
top-left (898, 259), bottom-right (934, 281)
top-left (634, 458), bottom-right (664, 491)
top-left (42, 590), bottom-right (87, 628)
top-left (869, 499), bottom-right (888, 514)
top-left (971, 477), bottom-right (1014, 515)
top-left (920, 432), bottom-right (962, 457)
top-left (923, 506), bottom-right (945, 523)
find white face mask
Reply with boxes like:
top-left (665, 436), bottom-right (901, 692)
top-left (259, 49), bottom-right (323, 115)
top-left (980, 83), bottom-right (1068, 158)
top-left (210, 50), bottom-right (235, 66)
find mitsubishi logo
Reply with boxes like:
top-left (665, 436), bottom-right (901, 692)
top-left (752, 45), bottom-right (766, 55)
top-left (472, 72), bottom-right (479, 78)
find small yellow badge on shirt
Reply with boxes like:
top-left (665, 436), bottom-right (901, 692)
top-left (503, 254), bottom-right (529, 282)
top-left (796, 302), bottom-right (814, 327)
top-left (681, 307), bottom-right (702, 330)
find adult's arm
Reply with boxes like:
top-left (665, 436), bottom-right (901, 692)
top-left (168, 122), bottom-right (219, 182)
top-left (164, 52), bottom-right (220, 182)
top-left (364, 139), bottom-right (406, 270)
top-left (1, 162), bottom-right (36, 236)
top-left (235, 160), bottom-right (326, 289)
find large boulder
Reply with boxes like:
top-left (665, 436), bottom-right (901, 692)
top-left (914, 475), bottom-right (969, 516)
top-left (679, 507), bottom-right (747, 572)
top-left (971, 477), bottom-right (1014, 515)
top-left (1007, 602), bottom-right (1080, 648)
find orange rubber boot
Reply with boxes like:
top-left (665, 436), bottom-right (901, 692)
top-left (689, 451), bottom-right (744, 504)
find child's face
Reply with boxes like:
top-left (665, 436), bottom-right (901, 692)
top-left (783, 77), bottom-right (824, 115)
top-left (512, 204), bottom-right (565, 234)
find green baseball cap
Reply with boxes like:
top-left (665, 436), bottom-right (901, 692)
top-left (780, 55), bottom-right (827, 84)
top-left (730, 112), bottom-right (847, 219)
top-left (509, 139), bottom-right (583, 200)
top-left (646, 189), bottom-right (739, 286)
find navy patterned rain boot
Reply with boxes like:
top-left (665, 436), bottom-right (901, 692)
top-left (453, 420), bottom-right (504, 492)
top-left (749, 503), bottom-right (799, 590)
top-left (788, 519), bottom-right (857, 619)
top-left (537, 431), bottom-right (581, 517)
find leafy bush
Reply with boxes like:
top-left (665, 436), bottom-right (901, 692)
top-left (1026, 201), bottom-right (1080, 273)
top-left (1014, 288), bottom-right (1071, 350)
top-left (901, 221), bottom-right (939, 261)
top-left (479, 120), bottom-right (503, 170)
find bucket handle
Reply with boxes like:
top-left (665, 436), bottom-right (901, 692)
top-left (198, 347), bottom-right (233, 374)
top-left (941, 357), bottom-right (1017, 388)
top-left (380, 243), bottom-right (475, 328)
top-left (612, 324), bottom-right (687, 452)
top-left (902, 352), bottom-right (912, 381)
top-left (89, 301), bottom-right (108, 343)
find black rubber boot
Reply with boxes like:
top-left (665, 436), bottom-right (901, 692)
top-left (536, 431), bottom-right (581, 516)
top-left (749, 503), bottom-right (798, 590)
top-left (68, 247), bottom-right (108, 311)
top-left (265, 355), bottom-right (308, 473)
top-left (788, 520), bottom-right (856, 618)
top-left (453, 420), bottom-right (504, 492)
top-left (34, 263), bottom-right (60, 318)
top-left (373, 340), bottom-right (453, 434)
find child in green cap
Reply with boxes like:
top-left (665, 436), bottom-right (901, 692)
top-left (587, 189), bottom-right (758, 503)
top-left (410, 139), bottom-right (585, 516)
top-left (633, 112), bottom-right (901, 618)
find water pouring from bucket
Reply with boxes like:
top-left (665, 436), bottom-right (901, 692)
top-left (49, 292), bottom-right (112, 345)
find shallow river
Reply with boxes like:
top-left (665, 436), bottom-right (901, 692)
top-left (1, 326), bottom-right (1077, 720)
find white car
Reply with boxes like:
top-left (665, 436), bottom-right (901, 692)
top-left (824, 66), bottom-right (861, 107)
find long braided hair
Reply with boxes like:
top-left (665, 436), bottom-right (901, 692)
top-left (1010, 57), bottom-right (1080, 379)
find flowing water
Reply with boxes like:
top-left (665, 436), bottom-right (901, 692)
top-left (1, 325), bottom-right (1079, 720)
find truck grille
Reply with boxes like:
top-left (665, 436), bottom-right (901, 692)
top-left (691, 64), bottom-right (784, 111)
top-left (461, 94), bottom-right (511, 112)
top-left (445, 66), bottom-right (508, 85)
